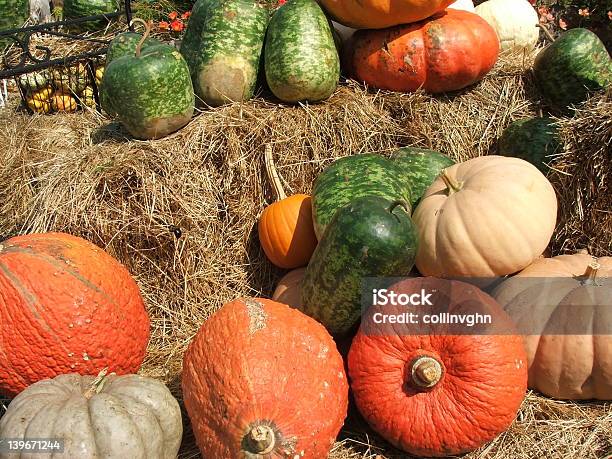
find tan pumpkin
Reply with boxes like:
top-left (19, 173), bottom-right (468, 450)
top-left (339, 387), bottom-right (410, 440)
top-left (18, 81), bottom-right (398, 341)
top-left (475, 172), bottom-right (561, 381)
top-left (272, 267), bottom-right (305, 309)
top-left (475, 0), bottom-right (540, 51)
top-left (258, 145), bottom-right (317, 269)
top-left (0, 369), bottom-right (183, 458)
top-left (413, 156), bottom-right (557, 278)
top-left (492, 252), bottom-right (612, 400)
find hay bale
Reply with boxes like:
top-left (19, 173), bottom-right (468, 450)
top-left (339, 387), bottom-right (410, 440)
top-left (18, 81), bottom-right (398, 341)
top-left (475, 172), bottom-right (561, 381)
top-left (0, 51), bottom-right (610, 458)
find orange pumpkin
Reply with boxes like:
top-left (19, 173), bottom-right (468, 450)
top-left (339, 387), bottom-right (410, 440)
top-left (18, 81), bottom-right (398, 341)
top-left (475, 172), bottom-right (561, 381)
top-left (258, 145), bottom-right (317, 269)
top-left (493, 252), bottom-right (612, 400)
top-left (349, 277), bottom-right (528, 456)
top-left (182, 297), bottom-right (349, 457)
top-left (319, 0), bottom-right (454, 29)
top-left (272, 267), bottom-right (305, 309)
top-left (347, 10), bottom-right (500, 94)
top-left (0, 232), bottom-right (150, 397)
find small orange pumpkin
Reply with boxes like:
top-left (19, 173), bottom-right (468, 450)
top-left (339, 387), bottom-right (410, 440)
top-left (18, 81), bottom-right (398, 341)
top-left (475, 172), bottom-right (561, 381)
top-left (272, 267), bottom-right (305, 309)
top-left (258, 145), bottom-right (317, 269)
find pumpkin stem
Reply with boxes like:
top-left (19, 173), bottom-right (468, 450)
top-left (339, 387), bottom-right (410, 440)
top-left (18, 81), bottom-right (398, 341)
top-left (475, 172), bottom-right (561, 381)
top-left (388, 200), bottom-right (409, 215)
top-left (440, 170), bottom-right (463, 195)
top-left (411, 356), bottom-right (443, 388)
top-left (132, 18), bottom-right (152, 58)
top-left (83, 368), bottom-right (110, 399)
top-left (244, 424), bottom-right (276, 455)
top-left (537, 23), bottom-right (556, 44)
top-left (582, 261), bottom-right (600, 285)
top-left (264, 144), bottom-right (287, 201)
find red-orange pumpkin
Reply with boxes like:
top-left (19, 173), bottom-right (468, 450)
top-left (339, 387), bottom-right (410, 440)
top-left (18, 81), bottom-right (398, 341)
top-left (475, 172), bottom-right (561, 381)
top-left (0, 232), bottom-right (150, 397)
top-left (346, 10), bottom-right (500, 94)
top-left (258, 145), bottom-right (317, 269)
top-left (348, 277), bottom-right (527, 457)
top-left (182, 297), bottom-right (348, 457)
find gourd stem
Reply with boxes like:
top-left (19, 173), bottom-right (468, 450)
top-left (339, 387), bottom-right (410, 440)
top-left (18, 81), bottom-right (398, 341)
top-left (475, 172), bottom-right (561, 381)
top-left (583, 261), bottom-right (600, 284)
top-left (388, 200), bottom-right (409, 215)
top-left (537, 24), bottom-right (556, 44)
top-left (244, 425), bottom-right (276, 454)
top-left (132, 18), bottom-right (152, 58)
top-left (83, 368), bottom-right (109, 399)
top-left (440, 170), bottom-right (463, 195)
top-left (411, 356), bottom-right (443, 388)
top-left (264, 144), bottom-right (287, 201)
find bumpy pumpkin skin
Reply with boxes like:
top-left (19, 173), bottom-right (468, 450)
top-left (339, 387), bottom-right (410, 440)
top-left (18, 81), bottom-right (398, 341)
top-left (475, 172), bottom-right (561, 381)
top-left (493, 253), bottom-right (612, 400)
top-left (258, 195), bottom-right (318, 269)
top-left (272, 267), bottom-right (305, 309)
top-left (0, 233), bottom-right (150, 397)
top-left (0, 373), bottom-right (182, 458)
top-left (413, 155), bottom-right (557, 278)
top-left (182, 298), bottom-right (348, 458)
top-left (349, 277), bottom-right (528, 457)
top-left (318, 0), bottom-right (454, 29)
top-left (347, 10), bottom-right (499, 94)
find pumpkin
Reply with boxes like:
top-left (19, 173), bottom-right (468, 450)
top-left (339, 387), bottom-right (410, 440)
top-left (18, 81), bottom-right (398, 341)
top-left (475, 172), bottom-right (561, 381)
top-left (0, 369), bottom-right (183, 458)
top-left (413, 155), bottom-right (557, 279)
top-left (492, 252), bottom-right (612, 400)
top-left (346, 10), bottom-right (500, 94)
top-left (0, 232), bottom-right (150, 397)
top-left (475, 0), bottom-right (540, 51)
top-left (182, 297), bottom-right (348, 457)
top-left (349, 277), bottom-right (528, 456)
top-left (272, 267), bottom-right (305, 309)
top-left (448, 0), bottom-right (474, 11)
top-left (258, 145), bottom-right (317, 269)
top-left (318, 0), bottom-right (454, 29)
top-left (51, 93), bottom-right (79, 112)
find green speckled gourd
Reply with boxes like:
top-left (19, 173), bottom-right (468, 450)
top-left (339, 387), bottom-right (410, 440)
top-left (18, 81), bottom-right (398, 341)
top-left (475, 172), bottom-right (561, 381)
top-left (180, 0), bottom-right (268, 107)
top-left (533, 28), bottom-right (611, 112)
top-left (0, 0), bottom-right (28, 49)
top-left (390, 147), bottom-right (455, 209)
top-left (103, 27), bottom-right (194, 140)
top-left (498, 117), bottom-right (561, 173)
top-left (63, 0), bottom-right (118, 32)
top-left (301, 196), bottom-right (418, 335)
top-left (312, 154), bottom-right (412, 239)
top-left (265, 0), bottom-right (340, 103)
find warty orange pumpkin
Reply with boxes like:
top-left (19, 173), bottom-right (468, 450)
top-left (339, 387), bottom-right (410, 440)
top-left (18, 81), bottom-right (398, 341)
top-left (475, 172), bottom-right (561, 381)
top-left (0, 232), bottom-right (150, 397)
top-left (346, 10), bottom-right (500, 94)
top-left (258, 145), bottom-right (318, 269)
top-left (493, 252), bottom-right (612, 400)
top-left (348, 277), bottom-right (528, 456)
top-left (319, 0), bottom-right (454, 29)
top-left (182, 297), bottom-right (349, 458)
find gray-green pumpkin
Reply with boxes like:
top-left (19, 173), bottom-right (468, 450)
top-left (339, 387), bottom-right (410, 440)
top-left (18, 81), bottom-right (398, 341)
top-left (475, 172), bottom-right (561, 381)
top-left (103, 42), bottom-right (195, 139)
top-left (63, 0), bottom-right (119, 32)
top-left (264, 0), bottom-right (340, 103)
top-left (180, 0), bottom-right (268, 107)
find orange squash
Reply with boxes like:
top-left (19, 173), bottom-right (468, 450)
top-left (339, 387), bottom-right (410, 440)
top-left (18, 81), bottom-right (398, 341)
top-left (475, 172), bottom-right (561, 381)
top-left (258, 145), bottom-right (317, 269)
top-left (347, 10), bottom-right (500, 94)
top-left (182, 297), bottom-right (348, 457)
top-left (272, 267), bottom-right (305, 309)
top-left (319, 0), bottom-right (454, 29)
top-left (0, 232), bottom-right (150, 397)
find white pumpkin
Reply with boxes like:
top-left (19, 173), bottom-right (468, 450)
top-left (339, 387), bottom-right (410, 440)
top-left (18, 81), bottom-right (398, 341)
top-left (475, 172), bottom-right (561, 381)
top-left (448, 0), bottom-right (475, 12)
top-left (0, 371), bottom-right (183, 459)
top-left (475, 0), bottom-right (539, 51)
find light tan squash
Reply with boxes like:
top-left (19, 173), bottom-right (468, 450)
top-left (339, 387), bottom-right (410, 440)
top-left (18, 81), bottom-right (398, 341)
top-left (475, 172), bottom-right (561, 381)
top-left (272, 267), bottom-right (305, 309)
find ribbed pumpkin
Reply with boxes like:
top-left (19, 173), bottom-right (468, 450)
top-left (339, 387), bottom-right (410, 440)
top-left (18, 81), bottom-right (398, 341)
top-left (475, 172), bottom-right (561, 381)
top-left (0, 370), bottom-right (183, 458)
top-left (347, 10), bottom-right (499, 94)
top-left (182, 298), bottom-right (348, 457)
top-left (0, 232), bottom-right (150, 397)
top-left (272, 267), bottom-right (305, 309)
top-left (258, 146), bottom-right (317, 269)
top-left (475, 0), bottom-right (540, 51)
top-left (349, 277), bottom-right (528, 456)
top-left (413, 156), bottom-right (557, 279)
top-left (493, 252), bottom-right (612, 400)
top-left (318, 0), bottom-right (454, 29)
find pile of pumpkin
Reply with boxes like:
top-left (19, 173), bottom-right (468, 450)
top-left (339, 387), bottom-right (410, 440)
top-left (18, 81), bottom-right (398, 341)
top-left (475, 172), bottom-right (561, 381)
top-left (96, 0), bottom-right (611, 140)
top-left (19, 63), bottom-right (105, 114)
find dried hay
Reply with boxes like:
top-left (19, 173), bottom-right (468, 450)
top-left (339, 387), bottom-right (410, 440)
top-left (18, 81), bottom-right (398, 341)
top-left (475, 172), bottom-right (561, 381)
top-left (0, 49), bottom-right (610, 458)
